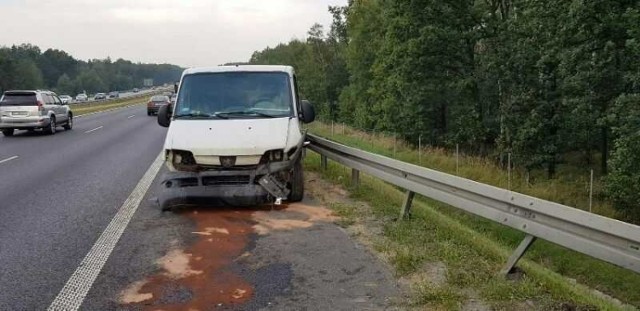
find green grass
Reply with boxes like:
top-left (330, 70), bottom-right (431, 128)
top-left (310, 122), bottom-right (617, 218)
top-left (305, 123), bottom-right (640, 309)
top-left (73, 93), bottom-right (160, 116)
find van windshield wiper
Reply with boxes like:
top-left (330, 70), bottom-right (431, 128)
top-left (174, 112), bottom-right (225, 119)
top-left (215, 111), bottom-right (279, 119)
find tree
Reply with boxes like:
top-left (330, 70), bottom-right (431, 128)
top-left (13, 58), bottom-right (44, 89)
top-left (606, 95), bottom-right (640, 222)
top-left (338, 0), bottom-right (385, 128)
top-left (56, 74), bottom-right (75, 95)
top-left (75, 69), bottom-right (106, 93)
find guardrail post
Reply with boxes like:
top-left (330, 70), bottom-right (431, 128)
top-left (321, 155), bottom-right (328, 170)
top-left (351, 169), bottom-right (360, 187)
top-left (500, 234), bottom-right (537, 276)
top-left (399, 190), bottom-right (415, 220)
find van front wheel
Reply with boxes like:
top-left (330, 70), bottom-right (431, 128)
top-left (289, 160), bottom-right (304, 202)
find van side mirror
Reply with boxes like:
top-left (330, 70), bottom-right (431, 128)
top-left (174, 83), bottom-right (179, 94)
top-left (158, 104), bottom-right (172, 128)
top-left (300, 100), bottom-right (315, 124)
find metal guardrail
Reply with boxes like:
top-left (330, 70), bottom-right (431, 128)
top-left (307, 134), bottom-right (640, 275)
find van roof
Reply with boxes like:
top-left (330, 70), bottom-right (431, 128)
top-left (183, 65), bottom-right (294, 76)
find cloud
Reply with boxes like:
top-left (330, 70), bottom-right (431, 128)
top-left (0, 0), bottom-right (348, 67)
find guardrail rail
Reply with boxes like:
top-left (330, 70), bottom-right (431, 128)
top-left (307, 134), bottom-right (640, 275)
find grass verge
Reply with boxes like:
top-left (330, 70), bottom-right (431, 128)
top-left (73, 93), bottom-right (159, 116)
top-left (309, 122), bottom-right (616, 218)
top-left (305, 124), bottom-right (640, 309)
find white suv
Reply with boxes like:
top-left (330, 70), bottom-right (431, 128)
top-left (0, 90), bottom-right (74, 136)
top-left (75, 93), bottom-right (88, 102)
top-left (156, 65), bottom-right (315, 210)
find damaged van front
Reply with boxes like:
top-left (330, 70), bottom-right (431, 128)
top-left (157, 65), bottom-right (315, 211)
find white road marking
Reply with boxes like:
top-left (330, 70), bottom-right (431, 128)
top-left (127, 115), bottom-right (136, 119)
top-left (84, 126), bottom-right (104, 134)
top-left (0, 155), bottom-right (18, 164)
top-left (47, 152), bottom-right (164, 311)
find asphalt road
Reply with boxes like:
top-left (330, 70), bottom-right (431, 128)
top-left (0, 104), bottom-right (167, 310)
top-left (0, 104), bottom-right (400, 310)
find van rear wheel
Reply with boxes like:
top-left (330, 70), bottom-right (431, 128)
top-left (2, 129), bottom-right (14, 137)
top-left (289, 160), bottom-right (304, 202)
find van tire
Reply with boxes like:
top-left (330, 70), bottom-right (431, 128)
top-left (2, 129), bottom-right (14, 137)
top-left (289, 160), bottom-right (304, 202)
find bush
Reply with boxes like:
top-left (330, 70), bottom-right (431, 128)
top-left (605, 95), bottom-right (640, 223)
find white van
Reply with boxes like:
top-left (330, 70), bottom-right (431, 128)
top-left (157, 65), bottom-right (315, 210)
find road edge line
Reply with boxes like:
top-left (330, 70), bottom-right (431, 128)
top-left (47, 152), bottom-right (164, 311)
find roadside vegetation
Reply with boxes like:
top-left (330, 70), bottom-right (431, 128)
top-left (0, 43), bottom-right (182, 95)
top-left (250, 1), bottom-right (640, 224)
top-left (305, 123), bottom-right (640, 309)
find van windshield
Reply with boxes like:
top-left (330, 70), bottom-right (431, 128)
top-left (174, 72), bottom-right (293, 119)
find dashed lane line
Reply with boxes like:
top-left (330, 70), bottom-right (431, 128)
top-left (0, 155), bottom-right (19, 164)
top-left (84, 126), bottom-right (104, 134)
top-left (127, 115), bottom-right (136, 119)
top-left (47, 152), bottom-right (164, 311)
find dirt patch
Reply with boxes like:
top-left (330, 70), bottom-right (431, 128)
top-left (305, 173), bottom-right (387, 254)
top-left (399, 261), bottom-right (448, 291)
top-left (252, 202), bottom-right (338, 235)
top-left (306, 176), bottom-right (351, 203)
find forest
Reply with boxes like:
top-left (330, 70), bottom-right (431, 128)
top-left (0, 43), bottom-right (183, 95)
top-left (249, 0), bottom-right (640, 222)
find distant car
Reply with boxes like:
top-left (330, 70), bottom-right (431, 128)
top-left (133, 88), bottom-right (139, 93)
top-left (59, 95), bottom-right (72, 104)
top-left (75, 93), bottom-right (88, 102)
top-left (94, 93), bottom-right (107, 100)
top-left (108, 91), bottom-right (120, 99)
top-left (147, 95), bottom-right (170, 116)
top-left (0, 90), bottom-right (74, 136)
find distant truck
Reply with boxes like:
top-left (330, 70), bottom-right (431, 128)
top-left (156, 65), bottom-right (315, 211)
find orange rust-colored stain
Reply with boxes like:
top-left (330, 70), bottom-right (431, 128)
top-left (119, 202), bottom-right (336, 310)
top-left (119, 208), bottom-right (263, 310)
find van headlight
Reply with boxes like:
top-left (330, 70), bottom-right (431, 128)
top-left (260, 150), bottom-right (284, 163)
top-left (171, 150), bottom-right (196, 165)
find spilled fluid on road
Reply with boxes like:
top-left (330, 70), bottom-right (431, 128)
top-left (118, 202), bottom-right (336, 310)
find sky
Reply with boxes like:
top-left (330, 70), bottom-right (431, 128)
top-left (0, 0), bottom-right (348, 68)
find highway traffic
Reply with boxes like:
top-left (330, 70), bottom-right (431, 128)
top-left (0, 105), bottom-right (166, 309)
top-left (0, 103), bottom-right (399, 310)
top-left (68, 88), bottom-right (158, 105)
